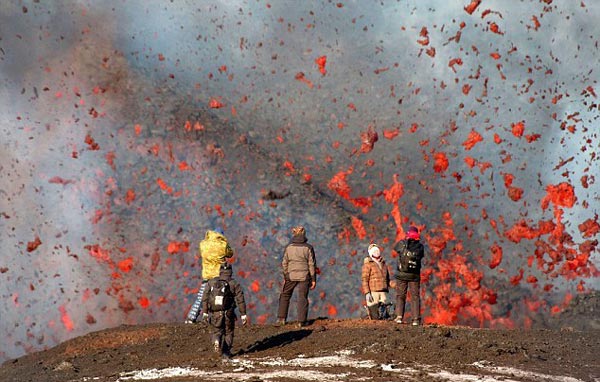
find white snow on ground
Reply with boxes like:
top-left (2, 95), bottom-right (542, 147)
top-left (114, 350), bottom-right (589, 382)
top-left (118, 368), bottom-right (353, 381)
top-left (383, 362), bottom-right (587, 382)
top-left (471, 361), bottom-right (586, 382)
top-left (383, 361), bottom-right (587, 382)
top-left (117, 366), bottom-right (353, 381)
top-left (257, 352), bottom-right (377, 368)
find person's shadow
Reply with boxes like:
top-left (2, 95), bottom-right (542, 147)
top-left (237, 329), bottom-right (312, 355)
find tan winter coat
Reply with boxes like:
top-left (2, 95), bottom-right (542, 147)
top-left (282, 233), bottom-right (317, 282)
top-left (361, 257), bottom-right (390, 294)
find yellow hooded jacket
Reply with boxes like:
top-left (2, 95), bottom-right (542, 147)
top-left (200, 230), bottom-right (234, 280)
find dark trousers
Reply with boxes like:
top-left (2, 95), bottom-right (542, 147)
top-left (277, 279), bottom-right (310, 323)
top-left (209, 310), bottom-right (236, 355)
top-left (395, 280), bottom-right (421, 323)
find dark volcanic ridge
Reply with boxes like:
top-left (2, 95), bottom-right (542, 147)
top-left (1, 291), bottom-right (599, 382)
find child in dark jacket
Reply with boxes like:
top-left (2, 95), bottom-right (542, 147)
top-left (185, 229), bottom-right (234, 323)
top-left (201, 263), bottom-right (247, 359)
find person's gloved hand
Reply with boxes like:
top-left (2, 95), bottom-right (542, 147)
top-left (202, 313), bottom-right (209, 322)
top-left (241, 315), bottom-right (248, 325)
top-left (365, 293), bottom-right (374, 304)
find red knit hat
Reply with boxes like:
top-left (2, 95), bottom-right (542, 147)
top-left (406, 226), bottom-right (420, 240)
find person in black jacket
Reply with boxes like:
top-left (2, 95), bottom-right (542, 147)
top-left (201, 262), bottom-right (247, 359)
top-left (393, 226), bottom-right (425, 325)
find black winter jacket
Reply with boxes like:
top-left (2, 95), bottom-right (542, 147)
top-left (201, 266), bottom-right (247, 315)
top-left (393, 239), bottom-right (424, 282)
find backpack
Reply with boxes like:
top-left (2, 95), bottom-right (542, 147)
top-left (208, 279), bottom-right (234, 311)
top-left (397, 241), bottom-right (420, 274)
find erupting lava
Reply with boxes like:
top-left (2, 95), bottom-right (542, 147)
top-left (1, 0), bottom-right (598, 364)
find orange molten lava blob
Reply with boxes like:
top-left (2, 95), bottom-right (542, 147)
top-left (541, 182), bottom-right (576, 210)
top-left (209, 98), bottom-right (224, 108)
top-left (294, 72), bottom-right (314, 88)
top-left (464, 0), bottom-right (481, 15)
top-left (433, 151), bottom-right (449, 173)
top-left (138, 297), bottom-right (150, 309)
top-left (359, 125), bottom-right (378, 154)
top-left (462, 130), bottom-right (483, 150)
top-left (117, 257), bottom-right (134, 273)
top-left (327, 304), bottom-right (338, 317)
top-left (351, 216), bottom-right (367, 239)
top-left (328, 167), bottom-right (353, 200)
top-left (26, 236), bottom-right (42, 252)
top-left (59, 305), bottom-right (74, 331)
top-left (315, 55), bottom-right (327, 75)
top-left (511, 121), bottom-right (525, 138)
top-left (579, 218), bottom-right (600, 238)
top-left (489, 243), bottom-right (503, 269)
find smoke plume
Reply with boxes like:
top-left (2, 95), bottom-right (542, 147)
top-left (1, 0), bottom-right (598, 363)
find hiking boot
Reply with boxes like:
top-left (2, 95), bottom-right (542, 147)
top-left (221, 351), bottom-right (232, 360)
top-left (275, 318), bottom-right (286, 327)
top-left (394, 316), bottom-right (403, 324)
top-left (213, 340), bottom-right (220, 353)
top-left (412, 320), bottom-right (420, 326)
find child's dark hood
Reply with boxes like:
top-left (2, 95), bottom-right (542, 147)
top-left (219, 264), bottom-right (233, 280)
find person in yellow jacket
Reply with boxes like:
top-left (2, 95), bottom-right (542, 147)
top-left (185, 228), bottom-right (234, 323)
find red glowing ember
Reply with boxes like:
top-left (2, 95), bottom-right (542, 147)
top-left (511, 121), bottom-right (525, 138)
top-left (541, 182), bottom-right (576, 210)
top-left (209, 98), bottom-right (224, 108)
top-left (294, 72), bottom-right (314, 88)
top-left (462, 130), bottom-right (483, 150)
top-left (433, 151), bottom-right (449, 173)
top-left (359, 125), bottom-right (379, 154)
top-left (315, 55), bottom-right (327, 75)
top-left (489, 243), bottom-right (503, 269)
top-left (464, 0), bottom-right (482, 15)
top-left (26, 236), bottom-right (42, 252)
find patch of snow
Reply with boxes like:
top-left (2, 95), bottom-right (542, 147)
top-left (112, 351), bottom-right (589, 382)
top-left (471, 362), bottom-right (587, 382)
top-left (383, 361), bottom-right (588, 382)
top-left (117, 367), bottom-right (351, 381)
top-left (118, 367), bottom-right (212, 380)
top-left (257, 354), bottom-right (377, 368)
top-left (381, 363), bottom-right (422, 375)
top-left (429, 370), bottom-right (522, 382)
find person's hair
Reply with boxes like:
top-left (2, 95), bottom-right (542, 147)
top-left (292, 226), bottom-right (305, 236)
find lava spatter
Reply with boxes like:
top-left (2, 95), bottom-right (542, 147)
top-left (1, 0), bottom-right (598, 364)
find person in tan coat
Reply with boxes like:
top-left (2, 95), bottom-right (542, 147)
top-left (276, 226), bottom-right (317, 327)
top-left (362, 243), bottom-right (391, 320)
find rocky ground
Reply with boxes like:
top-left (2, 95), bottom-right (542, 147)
top-left (1, 314), bottom-right (598, 382)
